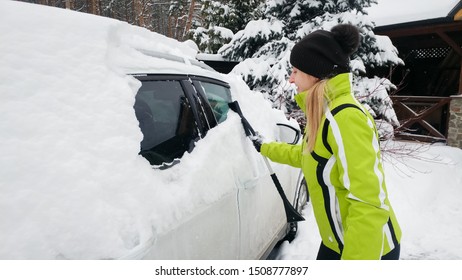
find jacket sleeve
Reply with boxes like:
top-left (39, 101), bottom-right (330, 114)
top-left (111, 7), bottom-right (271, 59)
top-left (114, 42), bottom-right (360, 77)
top-left (260, 142), bottom-right (303, 168)
top-left (328, 109), bottom-right (390, 260)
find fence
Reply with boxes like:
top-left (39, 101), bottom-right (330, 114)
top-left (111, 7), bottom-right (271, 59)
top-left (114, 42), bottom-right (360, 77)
top-left (390, 96), bottom-right (452, 143)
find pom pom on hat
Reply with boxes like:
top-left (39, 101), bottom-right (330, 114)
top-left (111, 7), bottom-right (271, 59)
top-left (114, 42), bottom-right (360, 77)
top-left (290, 24), bottom-right (360, 79)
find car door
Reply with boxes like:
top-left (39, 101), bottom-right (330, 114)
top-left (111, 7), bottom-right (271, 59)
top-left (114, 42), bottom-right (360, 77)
top-left (236, 136), bottom-right (301, 259)
top-left (132, 75), bottom-right (240, 259)
top-left (191, 77), bottom-right (299, 259)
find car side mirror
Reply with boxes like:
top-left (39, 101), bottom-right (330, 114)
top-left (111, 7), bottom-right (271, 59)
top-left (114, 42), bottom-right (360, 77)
top-left (277, 123), bottom-right (301, 145)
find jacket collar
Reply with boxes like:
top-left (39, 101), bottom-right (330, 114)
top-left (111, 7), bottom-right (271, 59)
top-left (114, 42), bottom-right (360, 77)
top-left (294, 73), bottom-right (352, 113)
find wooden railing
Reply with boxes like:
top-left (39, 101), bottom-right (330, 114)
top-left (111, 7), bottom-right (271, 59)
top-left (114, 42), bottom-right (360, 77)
top-left (390, 96), bottom-right (452, 143)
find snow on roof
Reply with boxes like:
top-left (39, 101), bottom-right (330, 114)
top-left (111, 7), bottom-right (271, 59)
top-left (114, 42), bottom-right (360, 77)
top-left (366, 0), bottom-right (461, 27)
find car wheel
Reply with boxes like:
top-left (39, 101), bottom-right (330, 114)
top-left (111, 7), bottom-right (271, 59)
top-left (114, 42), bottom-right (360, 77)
top-left (296, 177), bottom-right (309, 208)
top-left (284, 177), bottom-right (308, 242)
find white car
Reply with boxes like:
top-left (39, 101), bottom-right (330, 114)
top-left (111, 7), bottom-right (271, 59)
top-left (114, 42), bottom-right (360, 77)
top-left (0, 1), bottom-right (307, 260)
top-left (125, 53), bottom-right (307, 260)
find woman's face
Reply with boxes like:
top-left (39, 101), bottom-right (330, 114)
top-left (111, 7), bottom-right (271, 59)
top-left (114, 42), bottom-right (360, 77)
top-left (288, 67), bottom-right (319, 93)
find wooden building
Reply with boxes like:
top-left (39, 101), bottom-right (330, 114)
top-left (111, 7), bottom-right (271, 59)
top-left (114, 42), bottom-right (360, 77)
top-left (372, 1), bottom-right (462, 147)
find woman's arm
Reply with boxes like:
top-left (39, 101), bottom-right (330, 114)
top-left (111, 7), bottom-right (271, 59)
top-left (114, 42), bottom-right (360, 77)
top-left (260, 142), bottom-right (303, 168)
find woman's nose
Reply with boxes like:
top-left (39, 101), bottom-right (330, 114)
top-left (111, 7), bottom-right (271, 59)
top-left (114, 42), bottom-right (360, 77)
top-left (288, 73), bottom-right (295, 83)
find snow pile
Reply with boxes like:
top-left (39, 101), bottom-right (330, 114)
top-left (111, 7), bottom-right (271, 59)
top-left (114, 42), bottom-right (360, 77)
top-left (0, 1), bottom-right (288, 259)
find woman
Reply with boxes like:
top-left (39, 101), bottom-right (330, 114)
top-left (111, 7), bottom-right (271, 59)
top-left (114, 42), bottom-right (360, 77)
top-left (255, 24), bottom-right (402, 260)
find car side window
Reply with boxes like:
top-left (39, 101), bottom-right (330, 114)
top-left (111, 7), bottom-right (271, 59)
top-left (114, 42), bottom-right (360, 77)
top-left (134, 80), bottom-right (199, 166)
top-left (198, 81), bottom-right (232, 124)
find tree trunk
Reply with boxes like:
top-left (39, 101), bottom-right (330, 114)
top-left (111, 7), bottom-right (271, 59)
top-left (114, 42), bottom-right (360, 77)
top-left (184, 0), bottom-right (196, 37)
top-left (168, 16), bottom-right (176, 39)
top-left (87, 0), bottom-right (100, 15)
top-left (65, 0), bottom-right (74, 10)
top-left (133, 0), bottom-right (145, 27)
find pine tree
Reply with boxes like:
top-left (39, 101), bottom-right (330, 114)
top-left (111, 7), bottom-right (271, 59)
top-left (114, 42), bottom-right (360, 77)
top-left (231, 1), bottom-right (264, 33)
top-left (188, 1), bottom-right (232, 53)
top-left (189, 0), bottom-right (264, 53)
top-left (219, 0), bottom-right (403, 134)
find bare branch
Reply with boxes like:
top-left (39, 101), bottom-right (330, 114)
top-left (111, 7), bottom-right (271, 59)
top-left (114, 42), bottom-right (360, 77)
top-left (381, 140), bottom-right (453, 178)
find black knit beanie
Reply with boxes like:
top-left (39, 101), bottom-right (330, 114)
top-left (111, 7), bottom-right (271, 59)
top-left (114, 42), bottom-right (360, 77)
top-left (290, 24), bottom-right (360, 79)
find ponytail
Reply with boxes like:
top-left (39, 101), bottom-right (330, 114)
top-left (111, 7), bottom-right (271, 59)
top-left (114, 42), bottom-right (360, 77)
top-left (305, 80), bottom-right (329, 153)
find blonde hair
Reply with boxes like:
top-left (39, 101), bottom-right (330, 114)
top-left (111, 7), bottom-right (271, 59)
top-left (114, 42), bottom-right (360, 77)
top-left (305, 80), bottom-right (329, 152)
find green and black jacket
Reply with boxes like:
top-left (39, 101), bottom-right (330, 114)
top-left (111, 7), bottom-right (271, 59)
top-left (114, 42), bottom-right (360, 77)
top-left (261, 73), bottom-right (402, 259)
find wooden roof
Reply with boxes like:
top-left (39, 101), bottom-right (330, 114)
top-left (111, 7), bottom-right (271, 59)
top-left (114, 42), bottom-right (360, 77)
top-left (374, 12), bottom-right (462, 53)
top-left (372, 2), bottom-right (462, 95)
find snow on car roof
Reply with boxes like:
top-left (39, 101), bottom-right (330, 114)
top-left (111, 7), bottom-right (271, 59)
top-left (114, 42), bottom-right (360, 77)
top-left (0, 0), bottom-right (289, 259)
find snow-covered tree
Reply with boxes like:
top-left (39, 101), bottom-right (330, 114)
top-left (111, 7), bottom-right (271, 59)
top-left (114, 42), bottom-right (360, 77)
top-left (196, 0), bottom-right (263, 33)
top-left (219, 0), bottom-right (403, 134)
top-left (189, 0), bottom-right (264, 53)
top-left (189, 26), bottom-right (234, 53)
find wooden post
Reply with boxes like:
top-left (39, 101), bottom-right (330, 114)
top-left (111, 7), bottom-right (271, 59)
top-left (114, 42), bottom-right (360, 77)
top-left (437, 31), bottom-right (462, 95)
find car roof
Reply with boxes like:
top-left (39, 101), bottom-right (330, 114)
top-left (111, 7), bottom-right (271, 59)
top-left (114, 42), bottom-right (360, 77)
top-left (121, 48), bottom-right (227, 83)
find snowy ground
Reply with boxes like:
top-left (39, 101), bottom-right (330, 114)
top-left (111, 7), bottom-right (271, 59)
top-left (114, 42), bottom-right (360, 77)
top-left (276, 141), bottom-right (462, 260)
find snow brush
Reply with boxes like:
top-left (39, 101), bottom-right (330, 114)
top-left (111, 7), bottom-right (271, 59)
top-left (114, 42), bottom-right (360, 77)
top-left (228, 101), bottom-right (305, 223)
